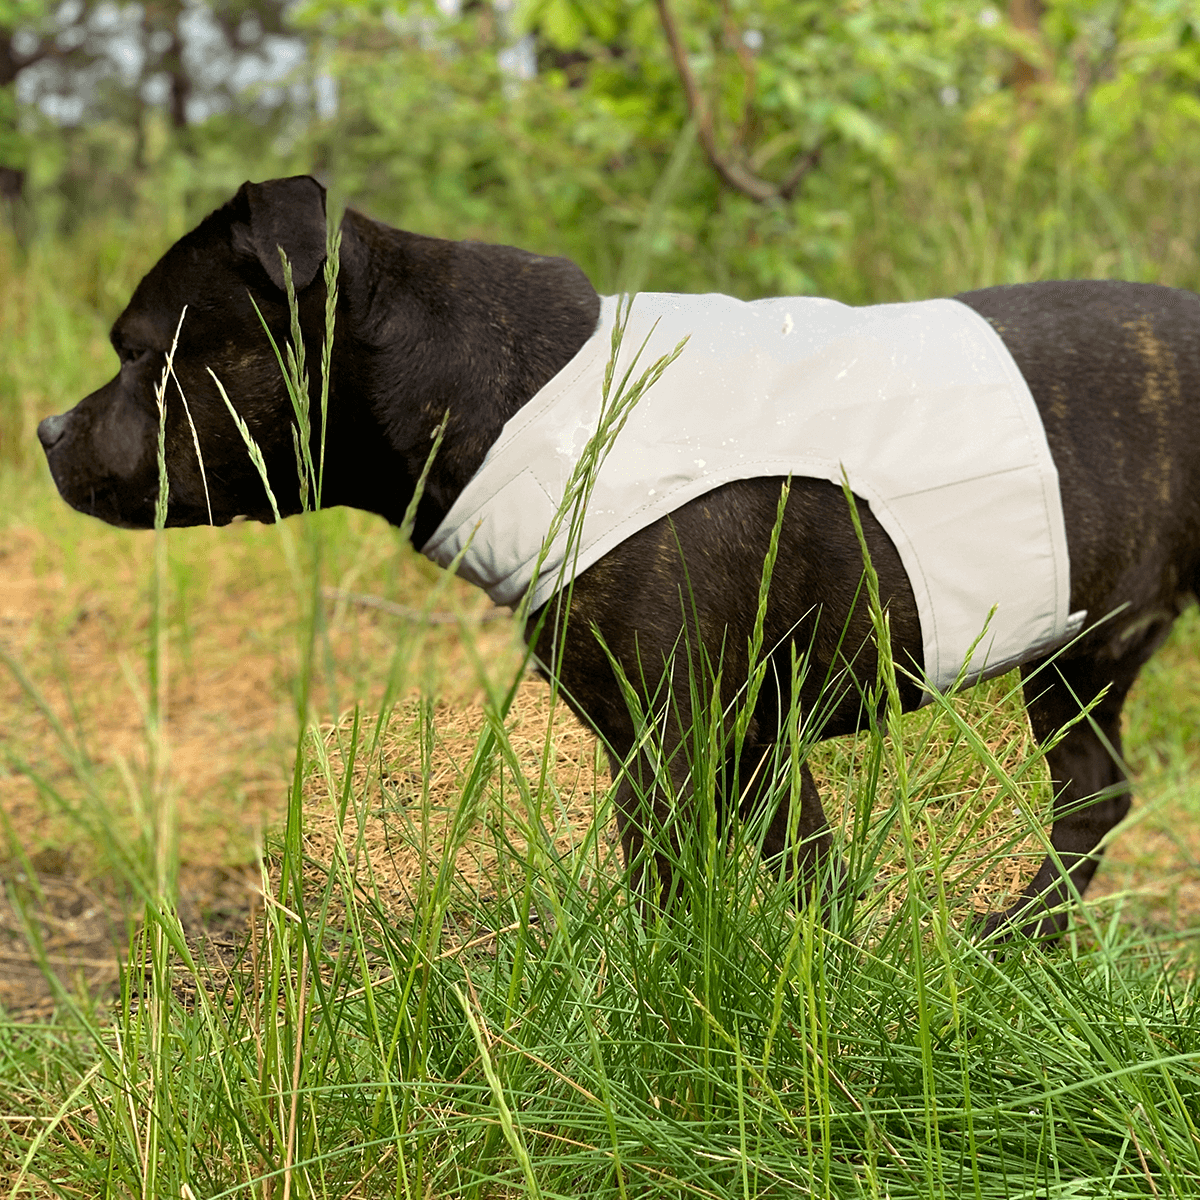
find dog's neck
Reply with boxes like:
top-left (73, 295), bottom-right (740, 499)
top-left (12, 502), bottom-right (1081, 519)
top-left (328, 212), bottom-right (601, 543)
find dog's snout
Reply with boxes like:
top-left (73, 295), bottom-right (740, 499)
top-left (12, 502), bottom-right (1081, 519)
top-left (37, 412), bottom-right (68, 450)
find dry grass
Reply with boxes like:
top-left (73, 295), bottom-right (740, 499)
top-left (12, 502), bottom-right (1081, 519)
top-left (299, 654), bottom-right (1192, 940)
top-left (300, 679), bottom-right (617, 928)
top-left (3, 488), bottom-right (1198, 1019)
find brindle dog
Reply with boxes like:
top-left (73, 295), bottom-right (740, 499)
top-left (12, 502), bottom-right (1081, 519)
top-left (38, 176), bottom-right (1200, 938)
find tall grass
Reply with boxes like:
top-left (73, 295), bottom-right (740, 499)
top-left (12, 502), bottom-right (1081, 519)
top-left (3, 204), bottom-right (1199, 1200)
top-left (2, 125), bottom-right (1200, 1197)
top-left (5, 581), bottom-right (1199, 1197)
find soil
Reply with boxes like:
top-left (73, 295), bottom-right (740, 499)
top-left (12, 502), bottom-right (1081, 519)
top-left (2, 514), bottom-right (1197, 1022)
top-left (0, 513), bottom-right (525, 1019)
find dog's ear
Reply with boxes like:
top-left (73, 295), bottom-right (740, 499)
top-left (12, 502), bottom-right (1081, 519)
top-left (233, 176), bottom-right (328, 292)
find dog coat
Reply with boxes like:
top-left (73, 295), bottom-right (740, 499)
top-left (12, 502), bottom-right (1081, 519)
top-left (423, 293), bottom-right (1082, 694)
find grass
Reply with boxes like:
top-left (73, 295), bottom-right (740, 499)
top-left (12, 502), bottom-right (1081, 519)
top-left (3, 509), bottom-right (1198, 1198)
top-left (4, 433), bottom-right (1199, 1198)
top-left (2, 130), bottom-right (1200, 1196)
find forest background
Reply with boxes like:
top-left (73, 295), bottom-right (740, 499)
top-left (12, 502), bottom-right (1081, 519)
top-left (6, 0), bottom-right (1200, 466)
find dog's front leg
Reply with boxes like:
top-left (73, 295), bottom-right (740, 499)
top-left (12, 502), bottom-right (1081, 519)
top-left (609, 737), bottom-right (845, 917)
top-left (569, 654), bottom-right (763, 915)
top-left (609, 746), bottom-right (693, 916)
top-left (537, 631), bottom-right (701, 914)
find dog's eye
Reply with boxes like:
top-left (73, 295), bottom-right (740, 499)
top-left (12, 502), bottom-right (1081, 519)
top-left (119, 346), bottom-right (152, 367)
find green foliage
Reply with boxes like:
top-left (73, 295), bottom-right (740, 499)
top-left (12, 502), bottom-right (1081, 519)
top-left (8, 1), bottom-right (1200, 466)
top-left (295, 0), bottom-right (973, 293)
top-left (0, 86), bottom-right (28, 170)
top-left (0, 0), bottom-right (49, 22)
top-left (4, 1), bottom-right (1200, 309)
top-left (277, 0), bottom-right (1200, 301)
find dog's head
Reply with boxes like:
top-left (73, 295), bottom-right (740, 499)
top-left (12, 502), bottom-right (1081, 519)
top-left (40, 175), bottom-right (601, 537)
top-left (38, 175), bottom-right (332, 528)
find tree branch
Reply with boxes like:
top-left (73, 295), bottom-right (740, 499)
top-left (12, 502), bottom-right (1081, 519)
top-left (654, 0), bottom-right (821, 203)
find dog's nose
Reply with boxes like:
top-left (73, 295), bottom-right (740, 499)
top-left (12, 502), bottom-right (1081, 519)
top-left (37, 413), bottom-right (68, 450)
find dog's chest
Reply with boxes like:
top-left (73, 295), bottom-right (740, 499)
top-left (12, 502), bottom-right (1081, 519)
top-left (425, 292), bottom-right (1081, 693)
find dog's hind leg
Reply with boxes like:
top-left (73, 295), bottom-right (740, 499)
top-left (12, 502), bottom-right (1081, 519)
top-left (981, 623), bottom-right (1169, 941)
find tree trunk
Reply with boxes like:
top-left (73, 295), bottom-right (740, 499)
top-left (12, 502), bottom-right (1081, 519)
top-left (167, 30), bottom-right (190, 129)
top-left (1008, 0), bottom-right (1049, 95)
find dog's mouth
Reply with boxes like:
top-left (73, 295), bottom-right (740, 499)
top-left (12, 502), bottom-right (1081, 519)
top-left (53, 481), bottom-right (252, 530)
top-left (39, 399), bottom-right (258, 530)
top-left (48, 477), bottom-right (156, 529)
top-left (41, 439), bottom-right (247, 531)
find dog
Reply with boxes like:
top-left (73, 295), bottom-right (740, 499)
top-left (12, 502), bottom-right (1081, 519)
top-left (38, 175), bottom-right (1200, 939)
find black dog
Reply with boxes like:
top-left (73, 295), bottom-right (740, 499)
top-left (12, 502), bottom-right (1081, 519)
top-left (38, 175), bottom-right (1200, 938)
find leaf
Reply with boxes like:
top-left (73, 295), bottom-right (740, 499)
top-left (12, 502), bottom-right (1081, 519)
top-left (828, 103), bottom-right (895, 164)
top-left (0, 0), bottom-right (50, 26)
top-left (518, 0), bottom-right (583, 48)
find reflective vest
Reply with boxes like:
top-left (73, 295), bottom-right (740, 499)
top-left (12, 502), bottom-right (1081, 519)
top-left (424, 293), bottom-right (1081, 694)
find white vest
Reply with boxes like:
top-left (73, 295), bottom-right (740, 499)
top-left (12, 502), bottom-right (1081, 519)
top-left (423, 293), bottom-right (1082, 694)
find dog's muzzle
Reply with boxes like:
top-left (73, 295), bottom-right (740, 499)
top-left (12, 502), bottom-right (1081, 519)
top-left (37, 413), bottom-right (68, 450)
